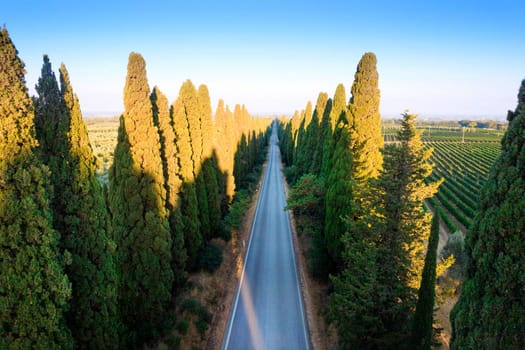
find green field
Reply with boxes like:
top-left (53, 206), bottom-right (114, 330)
top-left (385, 124), bottom-right (503, 233)
top-left (85, 116), bottom-right (119, 184)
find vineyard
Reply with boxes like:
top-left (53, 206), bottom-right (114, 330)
top-left (384, 125), bottom-right (503, 233)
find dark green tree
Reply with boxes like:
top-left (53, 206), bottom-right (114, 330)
top-left (450, 81), bottom-right (525, 349)
top-left (320, 83), bottom-right (346, 180)
top-left (410, 212), bottom-right (440, 350)
top-left (330, 220), bottom-right (381, 349)
top-left (151, 86), bottom-right (187, 288)
top-left (198, 85), bottom-right (222, 237)
top-left (307, 92), bottom-right (330, 175)
top-left (109, 52), bottom-right (173, 346)
top-left (0, 28), bottom-right (72, 350)
top-left (58, 63), bottom-right (119, 349)
top-left (324, 122), bottom-right (353, 269)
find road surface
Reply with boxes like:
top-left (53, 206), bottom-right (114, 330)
top-left (222, 123), bottom-right (310, 350)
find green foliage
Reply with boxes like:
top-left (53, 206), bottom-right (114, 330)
top-left (224, 189), bottom-right (251, 229)
top-left (176, 320), bottom-right (189, 335)
top-left (451, 81), bottom-right (525, 349)
top-left (286, 173), bottom-right (328, 278)
top-left (0, 28), bottom-right (73, 349)
top-left (151, 86), bottom-right (187, 289)
top-left (196, 242), bottom-right (223, 272)
top-left (349, 52), bottom-right (383, 183)
top-left (324, 125), bottom-right (354, 269)
top-left (320, 84), bottom-right (346, 180)
top-left (109, 52), bottom-right (174, 346)
top-left (329, 220), bottom-right (382, 350)
top-left (172, 81), bottom-right (203, 268)
top-left (410, 213), bottom-right (440, 350)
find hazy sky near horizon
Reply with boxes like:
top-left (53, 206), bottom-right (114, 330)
top-left (4, 0), bottom-right (525, 118)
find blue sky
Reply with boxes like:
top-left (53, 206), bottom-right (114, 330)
top-left (4, 0), bottom-right (524, 118)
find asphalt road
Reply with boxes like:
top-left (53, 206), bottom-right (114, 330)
top-left (222, 123), bottom-right (310, 350)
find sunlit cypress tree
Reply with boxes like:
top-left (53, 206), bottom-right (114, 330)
top-left (451, 81), bottom-right (525, 349)
top-left (172, 81), bottom-right (202, 268)
top-left (374, 112), bottom-right (441, 346)
top-left (214, 99), bottom-right (236, 201)
top-left (109, 52), bottom-right (173, 346)
top-left (151, 86), bottom-right (187, 288)
top-left (349, 52), bottom-right (383, 185)
top-left (0, 28), bottom-right (72, 350)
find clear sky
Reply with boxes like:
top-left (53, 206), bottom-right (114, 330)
top-left (4, 0), bottom-right (525, 119)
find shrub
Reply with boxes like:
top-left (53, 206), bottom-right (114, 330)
top-left (196, 242), bottom-right (223, 272)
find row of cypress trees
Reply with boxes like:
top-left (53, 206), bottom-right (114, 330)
top-left (278, 52), bottom-right (447, 349)
top-left (0, 28), bottom-right (271, 349)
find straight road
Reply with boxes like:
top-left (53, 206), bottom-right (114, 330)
top-left (222, 122), bottom-right (310, 350)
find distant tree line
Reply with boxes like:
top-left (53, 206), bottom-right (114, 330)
top-left (0, 28), bottom-right (271, 349)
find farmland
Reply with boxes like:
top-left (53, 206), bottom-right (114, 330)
top-left (85, 116), bottom-right (119, 184)
top-left (384, 124), bottom-right (503, 233)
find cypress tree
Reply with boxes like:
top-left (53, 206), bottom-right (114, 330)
top-left (375, 112), bottom-right (441, 346)
top-left (294, 101), bottom-right (313, 180)
top-left (198, 85), bottom-right (221, 237)
top-left (308, 92), bottom-right (330, 175)
top-left (0, 28), bottom-right (72, 349)
top-left (324, 121), bottom-right (353, 269)
top-left (58, 63), bottom-right (119, 349)
top-left (172, 81), bottom-right (202, 268)
top-left (320, 83), bottom-right (346, 180)
top-left (410, 212), bottom-right (440, 350)
top-left (330, 219), bottom-right (380, 349)
top-left (151, 86), bottom-right (187, 288)
top-left (349, 52), bottom-right (383, 184)
top-left (450, 81), bottom-right (525, 349)
top-left (214, 100), bottom-right (236, 201)
top-left (109, 52), bottom-right (173, 346)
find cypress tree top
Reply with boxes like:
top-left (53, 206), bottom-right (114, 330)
top-left (349, 52), bottom-right (383, 182)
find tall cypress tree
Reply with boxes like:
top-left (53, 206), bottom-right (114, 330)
top-left (198, 85), bottom-right (222, 238)
top-left (109, 52), bottom-right (173, 346)
top-left (172, 81), bottom-right (202, 268)
top-left (214, 100), bottom-right (236, 201)
top-left (324, 121), bottom-right (353, 269)
top-left (57, 63), bottom-right (119, 349)
top-left (374, 112), bottom-right (441, 346)
top-left (151, 86), bottom-right (187, 288)
top-left (410, 212), bottom-right (440, 350)
top-left (321, 83), bottom-right (346, 180)
top-left (451, 81), bottom-right (525, 349)
top-left (308, 92), bottom-right (330, 175)
top-left (0, 28), bottom-right (72, 350)
top-left (349, 52), bottom-right (383, 184)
